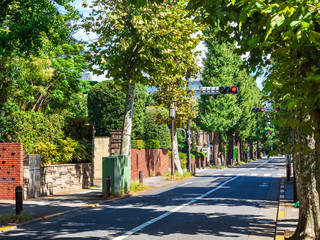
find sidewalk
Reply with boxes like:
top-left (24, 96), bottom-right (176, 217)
top-left (0, 174), bottom-right (177, 232)
top-left (275, 178), bottom-right (299, 240)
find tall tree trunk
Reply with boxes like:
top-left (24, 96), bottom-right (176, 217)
top-left (249, 141), bottom-right (254, 159)
top-left (254, 142), bottom-right (257, 159)
top-left (213, 132), bottom-right (221, 166)
top-left (240, 140), bottom-right (245, 162)
top-left (236, 135), bottom-right (241, 163)
top-left (291, 126), bottom-right (320, 240)
top-left (227, 133), bottom-right (233, 165)
top-left (257, 142), bottom-right (261, 159)
top-left (121, 82), bottom-right (135, 156)
top-left (172, 128), bottom-right (183, 175)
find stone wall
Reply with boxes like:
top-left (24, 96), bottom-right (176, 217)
top-left (0, 143), bottom-right (23, 199)
top-left (131, 149), bottom-right (169, 179)
top-left (40, 163), bottom-right (94, 196)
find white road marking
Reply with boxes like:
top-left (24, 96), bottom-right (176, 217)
top-left (112, 176), bottom-right (239, 240)
top-left (225, 173), bottom-right (232, 176)
top-left (238, 173), bottom-right (245, 176)
top-left (264, 174), bottom-right (271, 177)
top-left (178, 182), bottom-right (193, 187)
top-left (251, 173), bottom-right (258, 176)
top-left (259, 182), bottom-right (269, 188)
top-left (183, 193), bottom-right (202, 196)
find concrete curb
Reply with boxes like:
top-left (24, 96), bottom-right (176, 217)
top-left (0, 176), bottom-right (185, 234)
top-left (275, 178), bottom-right (285, 240)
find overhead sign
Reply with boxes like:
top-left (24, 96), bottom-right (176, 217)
top-left (201, 147), bottom-right (208, 153)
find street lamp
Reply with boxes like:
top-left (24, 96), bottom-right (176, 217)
top-left (169, 104), bottom-right (175, 176)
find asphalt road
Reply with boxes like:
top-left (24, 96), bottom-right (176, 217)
top-left (0, 157), bottom-right (284, 240)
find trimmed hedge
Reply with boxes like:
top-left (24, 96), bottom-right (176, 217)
top-left (131, 139), bottom-right (162, 149)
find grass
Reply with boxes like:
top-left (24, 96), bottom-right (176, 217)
top-left (129, 180), bottom-right (150, 192)
top-left (163, 170), bottom-right (193, 181)
top-left (107, 180), bottom-right (150, 199)
top-left (0, 211), bottom-right (33, 224)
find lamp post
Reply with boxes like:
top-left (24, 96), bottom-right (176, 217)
top-left (169, 104), bottom-right (175, 176)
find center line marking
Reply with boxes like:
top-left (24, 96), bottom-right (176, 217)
top-left (113, 176), bottom-right (239, 240)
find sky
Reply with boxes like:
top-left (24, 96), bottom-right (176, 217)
top-left (71, 0), bottom-right (264, 90)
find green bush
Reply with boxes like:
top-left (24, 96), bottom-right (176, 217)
top-left (181, 159), bottom-right (187, 169)
top-left (192, 151), bottom-right (206, 158)
top-left (131, 139), bottom-right (161, 149)
top-left (144, 106), bottom-right (170, 149)
top-left (145, 139), bottom-right (161, 149)
top-left (34, 138), bottom-right (92, 165)
top-left (179, 152), bottom-right (187, 159)
top-left (5, 109), bottom-right (64, 154)
top-left (131, 140), bottom-right (145, 149)
top-left (87, 81), bottom-right (146, 137)
top-left (34, 141), bottom-right (58, 165)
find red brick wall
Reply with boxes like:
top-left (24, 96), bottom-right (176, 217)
top-left (190, 157), bottom-right (208, 169)
top-left (131, 149), bottom-right (169, 179)
top-left (0, 143), bottom-right (23, 200)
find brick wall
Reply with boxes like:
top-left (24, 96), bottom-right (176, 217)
top-left (131, 149), bottom-right (169, 179)
top-left (0, 143), bottom-right (23, 200)
top-left (190, 157), bottom-right (208, 169)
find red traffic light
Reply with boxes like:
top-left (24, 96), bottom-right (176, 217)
top-left (252, 107), bottom-right (265, 113)
top-left (231, 86), bottom-right (238, 94)
top-left (219, 86), bottom-right (238, 94)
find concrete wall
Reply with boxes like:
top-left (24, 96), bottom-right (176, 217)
top-left (131, 149), bottom-right (170, 179)
top-left (93, 137), bottom-right (111, 181)
top-left (0, 143), bottom-right (23, 200)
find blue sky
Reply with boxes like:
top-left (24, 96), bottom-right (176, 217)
top-left (71, 0), bottom-right (264, 90)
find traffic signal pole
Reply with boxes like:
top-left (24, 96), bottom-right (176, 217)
top-left (186, 122), bottom-right (191, 172)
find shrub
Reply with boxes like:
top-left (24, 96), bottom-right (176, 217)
top-left (131, 140), bottom-right (145, 149)
top-left (179, 152), bottom-right (187, 159)
top-left (181, 159), bottom-right (187, 170)
top-left (6, 109), bottom-right (64, 154)
top-left (57, 137), bottom-right (89, 163)
top-left (34, 138), bottom-right (92, 165)
top-left (145, 139), bottom-right (161, 149)
top-left (192, 151), bottom-right (206, 158)
top-left (34, 141), bottom-right (58, 165)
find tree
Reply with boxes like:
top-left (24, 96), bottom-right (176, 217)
top-left (144, 106), bottom-right (171, 149)
top-left (196, 30), bottom-right (262, 166)
top-left (84, 0), bottom-right (202, 156)
top-left (87, 81), bottom-right (146, 137)
top-left (186, 0), bottom-right (320, 238)
top-left (0, 0), bottom-right (77, 57)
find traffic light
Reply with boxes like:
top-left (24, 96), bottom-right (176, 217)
top-left (219, 86), bottom-right (238, 94)
top-left (252, 108), bottom-right (265, 113)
